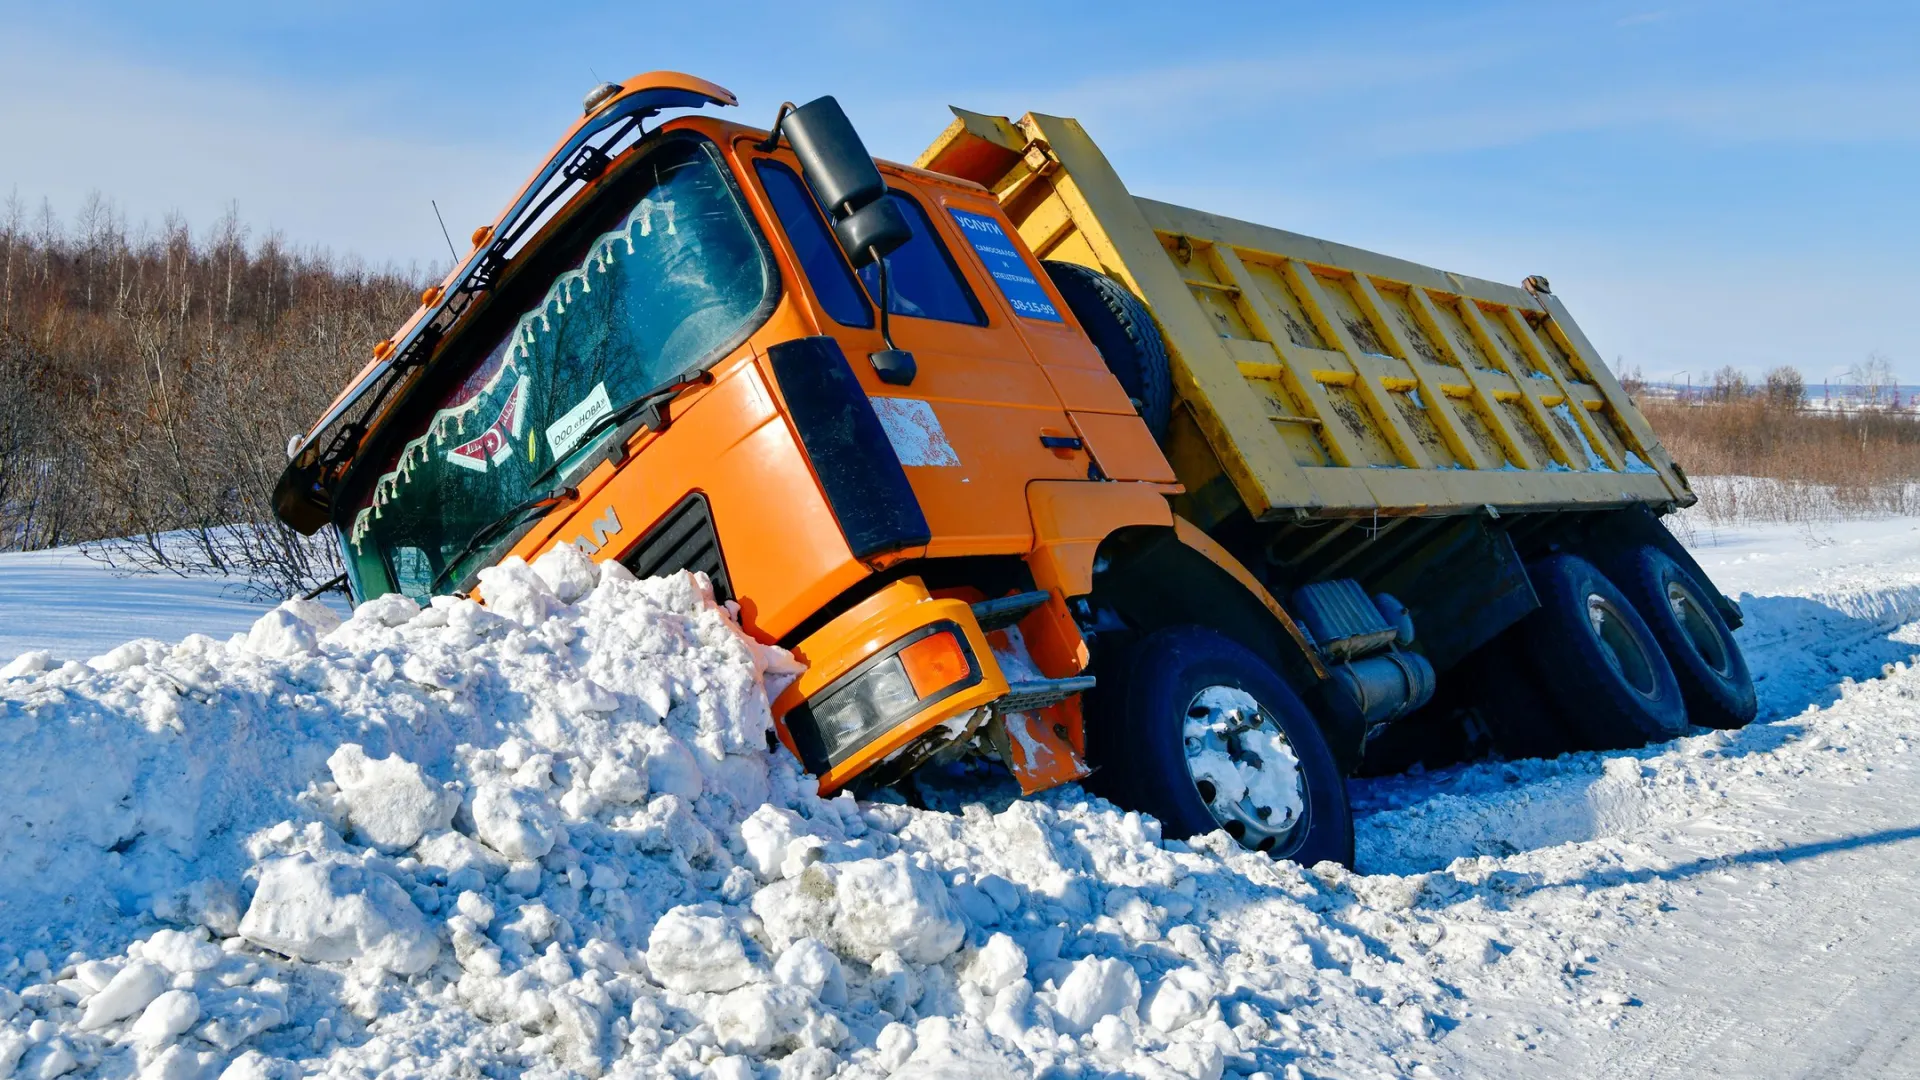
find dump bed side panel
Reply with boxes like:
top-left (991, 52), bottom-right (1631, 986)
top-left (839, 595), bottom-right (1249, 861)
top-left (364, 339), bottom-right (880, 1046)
top-left (921, 109), bottom-right (1691, 523)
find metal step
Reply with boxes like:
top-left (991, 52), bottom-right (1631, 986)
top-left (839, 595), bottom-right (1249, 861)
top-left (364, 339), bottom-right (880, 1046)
top-left (994, 675), bottom-right (1097, 714)
top-left (970, 590), bottom-right (1051, 632)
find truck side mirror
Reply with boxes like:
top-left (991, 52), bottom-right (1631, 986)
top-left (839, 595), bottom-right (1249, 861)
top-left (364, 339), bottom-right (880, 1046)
top-left (780, 95), bottom-right (916, 385)
top-left (780, 96), bottom-right (911, 266)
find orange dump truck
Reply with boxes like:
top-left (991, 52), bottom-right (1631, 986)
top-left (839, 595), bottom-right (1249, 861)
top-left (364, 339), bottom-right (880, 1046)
top-left (277, 73), bottom-right (1755, 865)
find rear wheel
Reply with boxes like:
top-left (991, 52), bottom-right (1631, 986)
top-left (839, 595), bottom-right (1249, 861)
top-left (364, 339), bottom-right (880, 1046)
top-left (1042, 260), bottom-right (1174, 443)
top-left (1599, 544), bottom-right (1757, 729)
top-left (1515, 554), bottom-right (1689, 750)
top-left (1086, 625), bottom-right (1353, 866)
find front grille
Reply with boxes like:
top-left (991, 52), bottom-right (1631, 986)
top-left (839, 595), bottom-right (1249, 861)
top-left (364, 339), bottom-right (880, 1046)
top-left (620, 493), bottom-right (732, 602)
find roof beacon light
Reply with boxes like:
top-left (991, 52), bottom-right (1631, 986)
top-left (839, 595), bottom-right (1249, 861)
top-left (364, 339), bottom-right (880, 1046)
top-left (583, 82), bottom-right (623, 116)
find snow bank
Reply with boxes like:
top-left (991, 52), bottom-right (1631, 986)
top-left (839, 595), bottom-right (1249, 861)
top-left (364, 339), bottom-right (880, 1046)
top-left (13, 521), bottom-right (1920, 1078)
top-left (5, 547), bottom-right (1586, 1079)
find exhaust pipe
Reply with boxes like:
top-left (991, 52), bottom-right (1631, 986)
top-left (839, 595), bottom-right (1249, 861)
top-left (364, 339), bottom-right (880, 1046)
top-left (1324, 649), bottom-right (1435, 741)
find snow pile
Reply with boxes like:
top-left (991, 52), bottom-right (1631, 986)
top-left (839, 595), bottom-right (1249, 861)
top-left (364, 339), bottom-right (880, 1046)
top-left (13, 521), bottom-right (1920, 1078)
top-left (2, 546), bottom-right (1607, 1079)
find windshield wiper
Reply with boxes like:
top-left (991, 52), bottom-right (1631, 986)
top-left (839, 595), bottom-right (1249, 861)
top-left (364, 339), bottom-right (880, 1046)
top-left (430, 486), bottom-right (577, 593)
top-left (528, 368), bottom-right (715, 490)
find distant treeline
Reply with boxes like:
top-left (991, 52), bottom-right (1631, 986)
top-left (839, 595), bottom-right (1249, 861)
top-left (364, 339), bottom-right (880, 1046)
top-left (0, 193), bottom-right (422, 594)
top-left (1623, 361), bottom-right (1920, 523)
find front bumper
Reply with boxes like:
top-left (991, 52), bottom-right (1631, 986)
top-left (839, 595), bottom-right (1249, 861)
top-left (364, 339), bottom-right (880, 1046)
top-left (772, 578), bottom-right (1008, 794)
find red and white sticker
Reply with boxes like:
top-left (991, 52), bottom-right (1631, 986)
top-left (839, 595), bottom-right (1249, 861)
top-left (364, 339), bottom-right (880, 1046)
top-left (448, 379), bottom-right (526, 472)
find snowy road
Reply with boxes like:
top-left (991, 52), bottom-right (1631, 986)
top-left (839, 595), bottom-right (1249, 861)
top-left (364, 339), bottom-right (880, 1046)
top-left (1357, 516), bottom-right (1920, 1077)
top-left (3, 514), bottom-right (1920, 1077)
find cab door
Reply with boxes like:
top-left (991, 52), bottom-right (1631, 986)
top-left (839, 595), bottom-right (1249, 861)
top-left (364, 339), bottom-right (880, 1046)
top-left (740, 145), bottom-right (1090, 560)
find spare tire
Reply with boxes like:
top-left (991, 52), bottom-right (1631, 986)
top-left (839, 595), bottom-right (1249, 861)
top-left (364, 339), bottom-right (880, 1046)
top-left (1042, 260), bottom-right (1173, 443)
top-left (1515, 554), bottom-right (1689, 750)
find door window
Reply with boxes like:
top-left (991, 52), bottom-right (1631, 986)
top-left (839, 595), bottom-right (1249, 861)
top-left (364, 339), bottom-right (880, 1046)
top-left (856, 192), bottom-right (986, 327)
top-left (755, 160), bottom-right (873, 329)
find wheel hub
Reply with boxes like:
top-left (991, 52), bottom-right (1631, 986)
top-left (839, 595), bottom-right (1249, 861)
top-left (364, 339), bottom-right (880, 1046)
top-left (1667, 581), bottom-right (1732, 675)
top-left (1182, 685), bottom-right (1306, 851)
top-left (1587, 593), bottom-right (1657, 696)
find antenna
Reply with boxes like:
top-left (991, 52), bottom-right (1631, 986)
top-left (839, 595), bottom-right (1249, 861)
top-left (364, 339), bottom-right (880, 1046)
top-left (431, 200), bottom-right (459, 265)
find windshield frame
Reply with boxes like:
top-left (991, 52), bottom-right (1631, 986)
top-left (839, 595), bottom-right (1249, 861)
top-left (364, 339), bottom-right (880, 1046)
top-left (333, 129), bottom-right (781, 600)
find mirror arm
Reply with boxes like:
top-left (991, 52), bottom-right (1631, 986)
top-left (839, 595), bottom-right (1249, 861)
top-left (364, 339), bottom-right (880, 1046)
top-left (755, 102), bottom-right (798, 152)
top-left (873, 250), bottom-right (898, 351)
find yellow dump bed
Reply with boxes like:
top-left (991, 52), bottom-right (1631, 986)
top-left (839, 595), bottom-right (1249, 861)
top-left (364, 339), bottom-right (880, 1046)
top-left (919, 109), bottom-right (1693, 526)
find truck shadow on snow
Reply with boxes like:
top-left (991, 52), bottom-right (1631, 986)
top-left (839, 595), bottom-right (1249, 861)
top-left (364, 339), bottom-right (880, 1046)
top-left (1349, 589), bottom-right (1920, 876)
top-left (1496, 822), bottom-right (1920, 901)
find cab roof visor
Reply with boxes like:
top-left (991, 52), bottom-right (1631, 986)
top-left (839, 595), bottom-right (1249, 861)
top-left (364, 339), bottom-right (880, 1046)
top-left (273, 73), bottom-right (737, 528)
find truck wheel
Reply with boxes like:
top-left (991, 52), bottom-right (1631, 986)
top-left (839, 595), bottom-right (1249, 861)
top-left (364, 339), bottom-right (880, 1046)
top-left (1086, 625), bottom-right (1353, 866)
top-left (1042, 260), bottom-right (1173, 443)
top-left (1599, 544), bottom-right (1757, 729)
top-left (1517, 554), bottom-right (1689, 750)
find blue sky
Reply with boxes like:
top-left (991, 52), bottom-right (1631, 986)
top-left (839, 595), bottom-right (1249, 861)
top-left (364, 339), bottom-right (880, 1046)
top-left (2, 0), bottom-right (1914, 383)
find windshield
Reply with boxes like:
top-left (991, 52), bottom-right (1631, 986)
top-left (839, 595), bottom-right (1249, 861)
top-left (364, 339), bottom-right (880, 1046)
top-left (338, 135), bottom-right (775, 601)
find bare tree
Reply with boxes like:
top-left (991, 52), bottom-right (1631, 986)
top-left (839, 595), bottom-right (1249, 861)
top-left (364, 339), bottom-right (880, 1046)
top-left (1849, 352), bottom-right (1897, 408)
top-left (1762, 365), bottom-right (1805, 411)
top-left (1709, 365), bottom-right (1750, 403)
top-left (0, 194), bottom-right (420, 596)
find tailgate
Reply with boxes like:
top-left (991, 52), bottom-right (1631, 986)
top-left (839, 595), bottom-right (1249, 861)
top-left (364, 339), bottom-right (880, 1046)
top-left (918, 108), bottom-right (1692, 523)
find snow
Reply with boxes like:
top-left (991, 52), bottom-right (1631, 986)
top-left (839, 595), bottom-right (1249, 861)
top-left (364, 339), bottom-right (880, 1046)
top-left (1184, 686), bottom-right (1306, 831)
top-left (327, 745), bottom-right (460, 853)
top-left (2, 514), bottom-right (1920, 1076)
top-left (0, 547), bottom-right (335, 667)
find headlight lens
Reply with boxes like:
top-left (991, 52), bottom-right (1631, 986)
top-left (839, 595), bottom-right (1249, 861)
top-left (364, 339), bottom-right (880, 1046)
top-left (810, 655), bottom-right (919, 756)
top-left (784, 624), bottom-right (980, 774)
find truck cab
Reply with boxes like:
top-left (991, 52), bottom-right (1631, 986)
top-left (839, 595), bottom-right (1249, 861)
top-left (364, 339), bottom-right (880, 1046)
top-left (279, 74), bottom-right (1304, 811)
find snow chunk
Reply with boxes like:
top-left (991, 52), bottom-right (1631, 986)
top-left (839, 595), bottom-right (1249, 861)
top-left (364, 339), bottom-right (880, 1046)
top-left (532, 543), bottom-right (598, 604)
top-left (327, 744), bottom-right (458, 853)
top-left (707, 984), bottom-right (824, 1056)
top-left (1053, 957), bottom-right (1141, 1035)
top-left (739, 805), bottom-right (805, 881)
top-left (773, 938), bottom-right (846, 1006)
top-left (139, 929), bottom-right (224, 974)
top-left (1146, 967), bottom-right (1214, 1033)
top-left (475, 557), bottom-right (563, 627)
top-left (640, 728), bottom-right (702, 800)
top-left (0, 649), bottom-right (52, 679)
top-left (414, 829), bottom-right (504, 880)
top-left (471, 781), bottom-right (561, 861)
top-left (831, 854), bottom-right (966, 965)
top-left (646, 904), bottom-right (758, 994)
top-left (131, 989), bottom-right (202, 1048)
top-left (586, 757), bottom-right (648, 804)
top-left (243, 608), bottom-right (318, 658)
top-left (961, 933), bottom-right (1027, 995)
top-left (279, 597), bottom-right (343, 636)
top-left (350, 591), bottom-right (420, 628)
top-left (237, 853), bottom-right (440, 974)
top-left (76, 961), bottom-right (167, 1030)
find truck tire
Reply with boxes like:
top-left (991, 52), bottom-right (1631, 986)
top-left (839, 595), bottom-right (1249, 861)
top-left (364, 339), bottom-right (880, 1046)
top-left (1042, 260), bottom-right (1173, 443)
top-left (1599, 544), bottom-right (1757, 729)
top-left (1516, 554), bottom-right (1689, 750)
top-left (1085, 624), bottom-right (1353, 866)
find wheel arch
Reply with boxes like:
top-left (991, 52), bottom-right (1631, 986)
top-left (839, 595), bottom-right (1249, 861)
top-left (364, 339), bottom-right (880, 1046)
top-left (1088, 519), bottom-right (1364, 768)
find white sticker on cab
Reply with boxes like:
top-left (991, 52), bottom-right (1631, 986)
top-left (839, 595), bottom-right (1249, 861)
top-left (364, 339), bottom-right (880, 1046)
top-left (870, 397), bottom-right (960, 467)
top-left (546, 382), bottom-right (614, 460)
